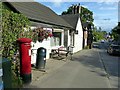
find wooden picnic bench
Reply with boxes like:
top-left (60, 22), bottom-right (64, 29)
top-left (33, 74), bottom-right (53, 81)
top-left (50, 46), bottom-right (74, 60)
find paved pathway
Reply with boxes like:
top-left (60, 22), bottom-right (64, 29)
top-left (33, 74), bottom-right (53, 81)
top-left (23, 48), bottom-right (111, 88)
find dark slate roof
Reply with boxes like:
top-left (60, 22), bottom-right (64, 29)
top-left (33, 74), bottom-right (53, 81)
top-left (82, 22), bottom-right (89, 28)
top-left (82, 22), bottom-right (91, 31)
top-left (60, 14), bottom-right (80, 29)
top-left (30, 21), bottom-right (52, 27)
top-left (4, 2), bottom-right (73, 28)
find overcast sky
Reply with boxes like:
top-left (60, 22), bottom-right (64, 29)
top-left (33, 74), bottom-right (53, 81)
top-left (34, 0), bottom-right (118, 32)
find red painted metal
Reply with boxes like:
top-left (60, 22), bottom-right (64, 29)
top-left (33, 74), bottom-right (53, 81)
top-left (17, 38), bottom-right (32, 74)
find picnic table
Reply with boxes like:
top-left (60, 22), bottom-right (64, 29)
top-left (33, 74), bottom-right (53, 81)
top-left (50, 46), bottom-right (74, 60)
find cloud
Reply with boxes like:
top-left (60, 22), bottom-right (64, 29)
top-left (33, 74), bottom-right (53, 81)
top-left (82, 5), bottom-right (89, 8)
top-left (103, 18), bottom-right (111, 20)
top-left (94, 18), bottom-right (117, 32)
top-left (35, 0), bottom-right (119, 3)
top-left (96, 2), bottom-right (118, 10)
top-left (96, 0), bottom-right (119, 3)
top-left (52, 0), bottom-right (63, 7)
top-left (94, 13), bottom-right (116, 20)
top-left (104, 1), bottom-right (117, 5)
top-left (53, 2), bottom-right (62, 7)
top-left (99, 7), bottom-right (117, 10)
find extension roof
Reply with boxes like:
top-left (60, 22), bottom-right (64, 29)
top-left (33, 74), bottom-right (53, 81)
top-left (82, 22), bottom-right (91, 31)
top-left (60, 14), bottom-right (80, 29)
top-left (4, 2), bottom-right (73, 28)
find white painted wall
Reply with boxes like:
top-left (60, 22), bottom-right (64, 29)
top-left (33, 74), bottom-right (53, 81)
top-left (61, 31), bottom-right (64, 46)
top-left (66, 17), bottom-right (83, 53)
top-left (31, 27), bottom-right (52, 64)
top-left (73, 17), bottom-right (83, 53)
top-left (31, 28), bottom-right (65, 64)
top-left (84, 31), bottom-right (88, 47)
top-left (31, 38), bottom-right (51, 64)
top-left (30, 20), bottom-right (83, 64)
top-left (67, 30), bottom-right (71, 46)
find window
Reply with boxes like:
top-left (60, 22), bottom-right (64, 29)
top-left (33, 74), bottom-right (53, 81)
top-left (50, 32), bottom-right (62, 46)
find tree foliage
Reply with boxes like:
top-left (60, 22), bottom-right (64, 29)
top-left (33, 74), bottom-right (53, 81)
top-left (111, 25), bottom-right (120, 40)
top-left (62, 6), bottom-right (73, 15)
top-left (61, 5), bottom-right (94, 25)
top-left (80, 6), bottom-right (94, 24)
top-left (92, 26), bottom-right (107, 41)
top-left (2, 9), bottom-right (34, 87)
top-left (2, 9), bottom-right (32, 60)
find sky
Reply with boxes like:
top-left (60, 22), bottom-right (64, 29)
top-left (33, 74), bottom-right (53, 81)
top-left (34, 0), bottom-right (118, 32)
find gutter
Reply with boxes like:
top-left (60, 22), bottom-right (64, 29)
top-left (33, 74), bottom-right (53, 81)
top-left (29, 18), bottom-right (74, 30)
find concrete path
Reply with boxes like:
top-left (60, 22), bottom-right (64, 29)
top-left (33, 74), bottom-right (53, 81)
top-left (24, 48), bottom-right (111, 88)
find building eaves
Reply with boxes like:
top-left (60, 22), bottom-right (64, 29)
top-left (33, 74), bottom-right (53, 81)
top-left (5, 2), bottom-right (73, 29)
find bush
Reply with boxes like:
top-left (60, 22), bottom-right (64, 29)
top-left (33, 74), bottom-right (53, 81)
top-left (2, 9), bottom-right (33, 88)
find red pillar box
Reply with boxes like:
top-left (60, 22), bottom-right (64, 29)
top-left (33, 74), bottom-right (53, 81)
top-left (17, 38), bottom-right (32, 84)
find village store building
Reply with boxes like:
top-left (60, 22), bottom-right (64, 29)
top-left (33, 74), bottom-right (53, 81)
top-left (3, 2), bottom-right (74, 64)
top-left (60, 14), bottom-right (83, 53)
top-left (61, 3), bottom-right (93, 50)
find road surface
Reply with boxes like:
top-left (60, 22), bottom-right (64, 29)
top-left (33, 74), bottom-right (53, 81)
top-left (25, 42), bottom-right (120, 88)
top-left (98, 41), bottom-right (119, 88)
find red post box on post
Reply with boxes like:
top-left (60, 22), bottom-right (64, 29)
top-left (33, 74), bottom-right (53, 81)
top-left (17, 38), bottom-right (32, 84)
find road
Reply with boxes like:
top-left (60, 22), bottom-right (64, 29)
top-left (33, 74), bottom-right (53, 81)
top-left (97, 41), bottom-right (119, 88)
top-left (25, 41), bottom-right (120, 88)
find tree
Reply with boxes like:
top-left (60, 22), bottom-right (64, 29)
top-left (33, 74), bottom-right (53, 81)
top-left (117, 22), bottom-right (120, 34)
top-left (62, 6), bottom-right (73, 15)
top-left (111, 25), bottom-right (120, 40)
top-left (92, 26), bottom-right (107, 41)
top-left (61, 5), bottom-right (94, 25)
top-left (80, 6), bottom-right (94, 25)
top-left (2, 9), bottom-right (33, 59)
top-left (2, 9), bottom-right (33, 87)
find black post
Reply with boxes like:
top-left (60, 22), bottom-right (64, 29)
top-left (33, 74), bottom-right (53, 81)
top-left (2, 58), bottom-right (12, 89)
top-left (36, 47), bottom-right (46, 71)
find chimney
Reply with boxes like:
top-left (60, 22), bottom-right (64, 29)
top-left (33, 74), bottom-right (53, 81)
top-left (71, 4), bottom-right (75, 14)
top-left (75, 5), bottom-right (78, 14)
top-left (71, 5), bottom-right (75, 14)
top-left (71, 4), bottom-right (76, 14)
top-left (77, 3), bottom-right (81, 13)
top-left (71, 3), bottom-right (81, 14)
